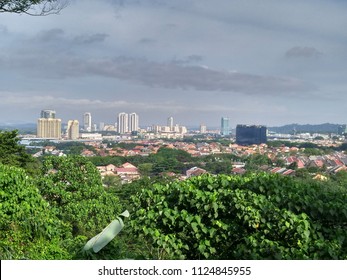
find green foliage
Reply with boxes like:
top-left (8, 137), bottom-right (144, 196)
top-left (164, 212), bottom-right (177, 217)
top-left (302, 148), bottom-right (324, 156)
top-left (137, 163), bottom-right (153, 176)
top-left (115, 142), bottom-right (138, 150)
top-left (37, 156), bottom-right (122, 237)
top-left (0, 164), bottom-right (70, 259)
top-left (331, 170), bottom-right (347, 185)
top-left (0, 130), bottom-right (40, 176)
top-left (109, 177), bottom-right (154, 210)
top-left (147, 148), bottom-right (192, 175)
top-left (156, 147), bottom-right (193, 162)
top-left (245, 154), bottom-right (272, 171)
top-left (131, 173), bottom-right (347, 260)
top-left (103, 175), bottom-right (121, 188)
top-left (204, 161), bottom-right (231, 174)
top-left (55, 142), bottom-right (87, 155)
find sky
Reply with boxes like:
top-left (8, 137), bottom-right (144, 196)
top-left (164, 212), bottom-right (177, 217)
top-left (1, 0), bottom-right (347, 128)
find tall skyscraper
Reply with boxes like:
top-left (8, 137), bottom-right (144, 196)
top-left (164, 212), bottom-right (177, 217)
top-left (167, 117), bottom-right (174, 131)
top-left (221, 117), bottom-right (230, 136)
top-left (129, 112), bottom-right (139, 132)
top-left (236, 125), bottom-right (267, 145)
top-left (83, 112), bottom-right (92, 132)
top-left (37, 110), bottom-right (61, 139)
top-left (117, 112), bottom-right (129, 134)
top-left (67, 120), bottom-right (79, 140)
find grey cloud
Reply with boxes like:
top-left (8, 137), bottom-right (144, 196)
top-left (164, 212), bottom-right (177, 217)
top-left (73, 33), bottom-right (109, 44)
top-left (164, 23), bottom-right (177, 29)
top-left (33, 29), bottom-right (108, 46)
top-left (86, 57), bottom-right (314, 95)
top-left (1, 52), bottom-right (313, 95)
top-left (138, 37), bottom-right (156, 44)
top-left (36, 28), bottom-right (65, 42)
top-left (285, 46), bottom-right (323, 58)
top-left (171, 55), bottom-right (204, 65)
top-left (186, 55), bottom-right (203, 63)
top-left (72, 57), bottom-right (312, 95)
top-left (0, 25), bottom-right (8, 33)
top-left (109, 0), bottom-right (177, 7)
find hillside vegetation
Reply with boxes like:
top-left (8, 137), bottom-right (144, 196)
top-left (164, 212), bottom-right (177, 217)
top-left (1, 130), bottom-right (347, 259)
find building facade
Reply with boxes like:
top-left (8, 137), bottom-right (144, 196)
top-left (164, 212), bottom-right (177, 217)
top-left (37, 110), bottom-right (61, 139)
top-left (129, 113), bottom-right (139, 133)
top-left (200, 123), bottom-right (207, 134)
top-left (40, 109), bottom-right (56, 119)
top-left (221, 117), bottom-right (230, 136)
top-left (67, 120), bottom-right (79, 140)
top-left (117, 112), bottom-right (129, 134)
top-left (167, 117), bottom-right (174, 131)
top-left (83, 112), bottom-right (92, 132)
top-left (236, 124), bottom-right (267, 145)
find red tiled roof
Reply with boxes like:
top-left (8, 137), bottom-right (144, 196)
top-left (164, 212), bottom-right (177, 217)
top-left (115, 168), bottom-right (139, 174)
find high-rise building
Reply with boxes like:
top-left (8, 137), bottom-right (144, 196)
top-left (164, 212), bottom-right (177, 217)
top-left (167, 117), bottom-right (174, 131)
top-left (67, 120), bottom-right (79, 140)
top-left (37, 110), bottom-right (61, 139)
top-left (41, 109), bottom-right (56, 119)
top-left (92, 124), bottom-right (97, 132)
top-left (200, 123), bottom-right (207, 134)
top-left (236, 125), bottom-right (267, 145)
top-left (129, 113), bottom-right (139, 132)
top-left (221, 117), bottom-right (230, 136)
top-left (83, 112), bottom-right (92, 132)
top-left (117, 112), bottom-right (129, 134)
top-left (99, 122), bottom-right (105, 131)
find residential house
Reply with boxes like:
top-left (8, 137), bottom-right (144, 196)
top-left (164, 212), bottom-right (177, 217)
top-left (186, 166), bottom-right (208, 178)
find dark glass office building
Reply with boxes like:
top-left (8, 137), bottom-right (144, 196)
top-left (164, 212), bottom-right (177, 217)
top-left (236, 125), bottom-right (267, 145)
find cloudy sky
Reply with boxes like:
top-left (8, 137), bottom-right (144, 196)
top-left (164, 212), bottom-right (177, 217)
top-left (0, 0), bottom-right (346, 128)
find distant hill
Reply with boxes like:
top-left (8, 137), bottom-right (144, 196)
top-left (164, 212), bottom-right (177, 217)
top-left (0, 123), bottom-right (36, 134)
top-left (268, 123), bottom-right (343, 134)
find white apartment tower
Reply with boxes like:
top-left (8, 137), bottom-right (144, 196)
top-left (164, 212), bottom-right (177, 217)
top-left (117, 112), bottom-right (129, 134)
top-left (37, 109), bottom-right (61, 139)
top-left (83, 112), bottom-right (92, 132)
top-left (167, 116), bottom-right (174, 131)
top-left (129, 112), bottom-right (139, 133)
top-left (200, 123), bottom-right (207, 134)
top-left (67, 120), bottom-right (79, 140)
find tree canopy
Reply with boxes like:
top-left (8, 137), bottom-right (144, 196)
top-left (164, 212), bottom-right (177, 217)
top-left (38, 156), bottom-right (122, 237)
top-left (0, 130), bottom-right (40, 175)
top-left (0, 0), bottom-right (67, 15)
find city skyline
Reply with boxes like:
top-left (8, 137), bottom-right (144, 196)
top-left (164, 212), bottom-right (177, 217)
top-left (1, 1), bottom-right (347, 126)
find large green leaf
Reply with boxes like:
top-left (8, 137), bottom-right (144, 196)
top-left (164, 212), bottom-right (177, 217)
top-left (83, 210), bottom-right (129, 253)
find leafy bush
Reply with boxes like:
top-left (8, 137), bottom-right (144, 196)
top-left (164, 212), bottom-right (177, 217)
top-left (131, 173), bottom-right (347, 259)
top-left (0, 164), bottom-right (70, 259)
